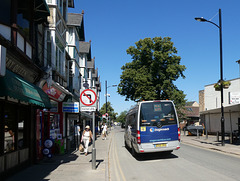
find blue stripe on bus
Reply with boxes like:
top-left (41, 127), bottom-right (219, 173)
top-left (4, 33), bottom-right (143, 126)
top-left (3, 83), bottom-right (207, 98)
top-left (140, 124), bottom-right (178, 143)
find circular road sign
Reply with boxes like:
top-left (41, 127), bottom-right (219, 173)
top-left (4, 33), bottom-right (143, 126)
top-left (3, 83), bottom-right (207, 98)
top-left (80, 89), bottom-right (97, 106)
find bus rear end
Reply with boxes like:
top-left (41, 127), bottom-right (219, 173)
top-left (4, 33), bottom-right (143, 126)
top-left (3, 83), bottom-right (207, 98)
top-left (136, 100), bottom-right (180, 154)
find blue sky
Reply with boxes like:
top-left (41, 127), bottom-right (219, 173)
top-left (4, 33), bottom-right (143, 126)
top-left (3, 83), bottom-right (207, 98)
top-left (69, 0), bottom-right (240, 115)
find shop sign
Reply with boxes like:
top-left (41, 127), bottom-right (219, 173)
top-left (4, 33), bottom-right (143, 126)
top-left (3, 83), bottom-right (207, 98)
top-left (62, 102), bottom-right (79, 113)
top-left (229, 92), bottom-right (240, 104)
top-left (43, 83), bottom-right (66, 101)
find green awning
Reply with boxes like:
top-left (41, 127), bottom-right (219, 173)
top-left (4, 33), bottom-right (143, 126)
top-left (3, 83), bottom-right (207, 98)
top-left (34, 0), bottom-right (50, 23)
top-left (0, 70), bottom-right (51, 108)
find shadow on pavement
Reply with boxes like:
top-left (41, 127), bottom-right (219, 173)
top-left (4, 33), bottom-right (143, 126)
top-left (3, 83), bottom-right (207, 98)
top-left (124, 146), bottom-right (178, 161)
top-left (89, 159), bottom-right (104, 169)
top-left (6, 152), bottom-right (79, 181)
top-left (135, 152), bottom-right (178, 161)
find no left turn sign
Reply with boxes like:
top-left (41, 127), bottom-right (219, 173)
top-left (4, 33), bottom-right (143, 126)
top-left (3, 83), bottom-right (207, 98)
top-left (80, 89), bottom-right (97, 106)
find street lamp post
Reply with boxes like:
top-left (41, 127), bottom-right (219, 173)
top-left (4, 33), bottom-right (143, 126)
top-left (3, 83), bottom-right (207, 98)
top-left (195, 9), bottom-right (225, 146)
top-left (105, 80), bottom-right (117, 123)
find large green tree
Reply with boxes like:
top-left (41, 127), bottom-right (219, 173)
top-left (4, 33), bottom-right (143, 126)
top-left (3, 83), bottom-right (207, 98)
top-left (118, 37), bottom-right (186, 110)
top-left (99, 102), bottom-right (118, 120)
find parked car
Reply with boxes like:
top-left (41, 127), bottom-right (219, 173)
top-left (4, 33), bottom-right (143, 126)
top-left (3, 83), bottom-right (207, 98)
top-left (187, 124), bottom-right (204, 136)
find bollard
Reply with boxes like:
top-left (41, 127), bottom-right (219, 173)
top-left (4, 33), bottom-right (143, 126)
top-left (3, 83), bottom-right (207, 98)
top-left (230, 132), bottom-right (233, 144)
top-left (206, 128), bottom-right (208, 139)
top-left (197, 129), bottom-right (199, 139)
top-left (217, 131), bottom-right (219, 142)
top-left (92, 148), bottom-right (96, 170)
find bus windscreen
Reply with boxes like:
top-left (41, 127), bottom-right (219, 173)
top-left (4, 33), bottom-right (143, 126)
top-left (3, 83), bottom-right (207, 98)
top-left (140, 102), bottom-right (177, 127)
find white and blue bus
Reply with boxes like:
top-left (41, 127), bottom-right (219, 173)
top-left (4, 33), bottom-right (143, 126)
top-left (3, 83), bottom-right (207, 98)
top-left (124, 100), bottom-right (180, 156)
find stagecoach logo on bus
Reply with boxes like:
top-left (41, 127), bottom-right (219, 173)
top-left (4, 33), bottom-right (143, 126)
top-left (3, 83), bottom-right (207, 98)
top-left (149, 127), bottom-right (169, 132)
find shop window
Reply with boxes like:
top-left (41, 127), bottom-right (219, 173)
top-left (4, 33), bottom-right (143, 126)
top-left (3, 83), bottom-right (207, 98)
top-left (4, 105), bottom-right (17, 153)
top-left (50, 114), bottom-right (60, 140)
top-left (17, 120), bottom-right (24, 149)
top-left (18, 106), bottom-right (29, 149)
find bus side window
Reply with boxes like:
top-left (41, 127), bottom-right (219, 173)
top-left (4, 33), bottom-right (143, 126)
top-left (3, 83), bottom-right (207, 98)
top-left (130, 113), bottom-right (137, 130)
top-left (125, 117), bottom-right (129, 131)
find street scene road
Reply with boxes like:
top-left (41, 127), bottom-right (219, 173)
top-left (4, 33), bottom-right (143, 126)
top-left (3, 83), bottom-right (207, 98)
top-left (110, 127), bottom-right (240, 181)
top-left (4, 126), bottom-right (240, 181)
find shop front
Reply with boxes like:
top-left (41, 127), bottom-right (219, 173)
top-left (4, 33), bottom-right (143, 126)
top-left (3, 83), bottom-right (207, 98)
top-left (0, 70), bottom-right (51, 177)
top-left (36, 110), bottom-right (63, 160)
top-left (36, 81), bottom-right (72, 159)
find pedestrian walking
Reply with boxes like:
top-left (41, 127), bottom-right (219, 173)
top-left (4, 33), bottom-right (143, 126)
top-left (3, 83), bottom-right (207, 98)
top-left (101, 122), bottom-right (107, 140)
top-left (81, 125), bottom-right (93, 156)
top-left (75, 123), bottom-right (81, 149)
top-left (99, 123), bottom-right (102, 136)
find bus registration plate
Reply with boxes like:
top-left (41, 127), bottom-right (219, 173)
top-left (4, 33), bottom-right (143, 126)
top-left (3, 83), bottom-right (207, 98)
top-left (155, 143), bottom-right (167, 148)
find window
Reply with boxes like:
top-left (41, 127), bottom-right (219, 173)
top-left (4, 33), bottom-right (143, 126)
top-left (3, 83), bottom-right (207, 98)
top-left (18, 106), bottom-right (29, 149)
top-left (50, 114), bottom-right (60, 140)
top-left (17, 0), bottom-right (31, 40)
top-left (68, 28), bottom-right (74, 45)
top-left (56, 36), bottom-right (65, 75)
top-left (47, 31), bottom-right (52, 66)
top-left (58, 0), bottom-right (63, 15)
top-left (140, 102), bottom-right (177, 127)
top-left (56, 46), bottom-right (64, 75)
top-left (4, 105), bottom-right (17, 153)
top-left (0, 0), bottom-right (11, 25)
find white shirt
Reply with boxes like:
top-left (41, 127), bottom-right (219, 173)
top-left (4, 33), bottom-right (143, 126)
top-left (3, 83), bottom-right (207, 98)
top-left (102, 125), bottom-right (107, 132)
top-left (83, 131), bottom-right (90, 140)
top-left (75, 125), bottom-right (80, 136)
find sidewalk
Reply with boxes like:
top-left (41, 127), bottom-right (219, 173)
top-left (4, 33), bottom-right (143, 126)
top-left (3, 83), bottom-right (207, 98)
top-left (181, 133), bottom-right (240, 157)
top-left (6, 132), bottom-right (112, 181)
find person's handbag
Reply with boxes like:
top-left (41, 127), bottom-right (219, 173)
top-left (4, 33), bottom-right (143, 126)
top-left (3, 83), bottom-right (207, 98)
top-left (79, 144), bottom-right (84, 152)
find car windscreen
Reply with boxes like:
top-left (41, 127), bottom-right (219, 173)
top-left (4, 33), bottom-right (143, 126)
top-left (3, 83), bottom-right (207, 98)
top-left (140, 102), bottom-right (177, 127)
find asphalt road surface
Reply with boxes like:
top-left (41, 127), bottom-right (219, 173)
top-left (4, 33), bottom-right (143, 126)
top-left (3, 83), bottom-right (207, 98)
top-left (109, 127), bottom-right (240, 181)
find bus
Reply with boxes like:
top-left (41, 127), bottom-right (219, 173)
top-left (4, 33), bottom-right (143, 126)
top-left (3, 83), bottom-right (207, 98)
top-left (124, 100), bottom-right (180, 156)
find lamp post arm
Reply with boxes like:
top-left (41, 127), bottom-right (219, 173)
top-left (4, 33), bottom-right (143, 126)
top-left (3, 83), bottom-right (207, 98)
top-left (205, 20), bottom-right (220, 29)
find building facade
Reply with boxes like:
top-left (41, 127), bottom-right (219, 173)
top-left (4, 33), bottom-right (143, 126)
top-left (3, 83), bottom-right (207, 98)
top-left (0, 0), bottom-right (51, 178)
top-left (200, 78), bottom-right (240, 134)
top-left (0, 0), bottom-right (101, 178)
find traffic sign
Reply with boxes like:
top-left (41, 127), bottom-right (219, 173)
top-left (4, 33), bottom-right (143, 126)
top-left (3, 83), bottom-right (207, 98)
top-left (80, 89), bottom-right (97, 111)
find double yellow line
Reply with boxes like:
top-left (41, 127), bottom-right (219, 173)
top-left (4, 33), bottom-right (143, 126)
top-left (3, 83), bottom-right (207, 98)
top-left (109, 132), bottom-right (126, 181)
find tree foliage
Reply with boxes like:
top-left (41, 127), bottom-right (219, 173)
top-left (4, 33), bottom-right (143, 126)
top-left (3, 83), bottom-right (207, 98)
top-left (115, 111), bottom-right (127, 123)
top-left (118, 37), bottom-right (187, 110)
top-left (99, 101), bottom-right (118, 120)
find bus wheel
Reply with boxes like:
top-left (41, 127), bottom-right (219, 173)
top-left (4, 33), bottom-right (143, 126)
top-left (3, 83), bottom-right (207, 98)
top-left (131, 144), bottom-right (137, 157)
top-left (124, 140), bottom-right (129, 149)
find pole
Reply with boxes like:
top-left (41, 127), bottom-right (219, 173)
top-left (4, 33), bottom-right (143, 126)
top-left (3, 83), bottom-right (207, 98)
top-left (92, 111), bottom-right (96, 170)
top-left (219, 8), bottom-right (225, 146)
top-left (105, 80), bottom-right (107, 115)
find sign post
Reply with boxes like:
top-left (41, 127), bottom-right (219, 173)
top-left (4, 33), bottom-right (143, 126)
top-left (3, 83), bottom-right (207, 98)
top-left (80, 89), bottom-right (97, 170)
